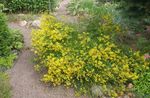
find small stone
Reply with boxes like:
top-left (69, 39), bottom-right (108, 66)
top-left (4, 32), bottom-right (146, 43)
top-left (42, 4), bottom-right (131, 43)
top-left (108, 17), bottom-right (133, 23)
top-left (123, 95), bottom-right (130, 98)
top-left (144, 53), bottom-right (150, 59)
top-left (55, 7), bottom-right (59, 11)
top-left (19, 20), bottom-right (27, 27)
top-left (128, 93), bottom-right (133, 97)
top-left (31, 20), bottom-right (40, 28)
top-left (127, 83), bottom-right (133, 89)
top-left (18, 14), bottom-right (25, 17)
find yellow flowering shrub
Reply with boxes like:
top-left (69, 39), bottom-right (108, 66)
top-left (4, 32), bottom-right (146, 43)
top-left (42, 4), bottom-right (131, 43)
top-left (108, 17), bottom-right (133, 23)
top-left (32, 14), bottom-right (149, 97)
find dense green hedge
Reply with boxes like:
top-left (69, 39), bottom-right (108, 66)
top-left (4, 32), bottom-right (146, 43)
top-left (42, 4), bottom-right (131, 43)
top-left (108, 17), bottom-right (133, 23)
top-left (1, 0), bottom-right (59, 13)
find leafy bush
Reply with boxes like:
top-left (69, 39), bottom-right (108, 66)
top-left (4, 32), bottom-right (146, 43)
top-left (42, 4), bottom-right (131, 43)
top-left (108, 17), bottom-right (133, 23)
top-left (0, 12), bottom-right (11, 56)
top-left (10, 29), bottom-right (23, 50)
top-left (68, 0), bottom-right (119, 17)
top-left (0, 12), bottom-right (23, 70)
top-left (0, 72), bottom-right (11, 98)
top-left (32, 15), bottom-right (149, 97)
top-left (2, 0), bottom-right (59, 13)
top-left (0, 54), bottom-right (16, 71)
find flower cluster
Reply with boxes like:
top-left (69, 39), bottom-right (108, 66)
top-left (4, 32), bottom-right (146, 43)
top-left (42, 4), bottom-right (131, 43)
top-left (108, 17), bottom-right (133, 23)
top-left (32, 14), bottom-right (149, 97)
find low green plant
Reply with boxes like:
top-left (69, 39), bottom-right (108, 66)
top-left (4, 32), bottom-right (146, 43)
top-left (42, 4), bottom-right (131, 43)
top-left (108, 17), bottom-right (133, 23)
top-left (68, 0), bottom-right (95, 15)
top-left (0, 12), bottom-right (23, 69)
top-left (10, 29), bottom-right (23, 50)
top-left (133, 69), bottom-right (150, 98)
top-left (32, 14), bottom-right (149, 97)
top-left (0, 54), bottom-right (16, 71)
top-left (0, 72), bottom-right (11, 98)
top-left (68, 1), bottom-right (150, 97)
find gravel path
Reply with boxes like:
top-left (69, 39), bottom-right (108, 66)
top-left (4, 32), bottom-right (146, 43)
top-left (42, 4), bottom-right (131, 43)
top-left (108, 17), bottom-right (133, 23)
top-left (54, 0), bottom-right (77, 23)
top-left (7, 0), bottom-right (86, 98)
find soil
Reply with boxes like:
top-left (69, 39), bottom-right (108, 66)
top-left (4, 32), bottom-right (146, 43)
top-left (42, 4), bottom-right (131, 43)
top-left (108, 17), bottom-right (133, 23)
top-left (7, 0), bottom-right (87, 98)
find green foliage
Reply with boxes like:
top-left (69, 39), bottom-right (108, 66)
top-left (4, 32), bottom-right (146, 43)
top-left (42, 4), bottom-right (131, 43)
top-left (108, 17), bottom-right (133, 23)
top-left (114, 0), bottom-right (150, 17)
top-left (2, 0), bottom-right (59, 13)
top-left (133, 69), bottom-right (150, 98)
top-left (0, 72), bottom-right (11, 98)
top-left (0, 3), bottom-right (4, 12)
top-left (0, 54), bottom-right (16, 71)
top-left (68, 0), bottom-right (95, 15)
top-left (10, 29), bottom-right (23, 50)
top-left (0, 12), bottom-right (23, 69)
top-left (68, 0), bottom-right (119, 17)
top-left (0, 12), bottom-right (11, 56)
top-left (32, 15), bottom-right (149, 97)
top-left (137, 37), bottom-right (150, 54)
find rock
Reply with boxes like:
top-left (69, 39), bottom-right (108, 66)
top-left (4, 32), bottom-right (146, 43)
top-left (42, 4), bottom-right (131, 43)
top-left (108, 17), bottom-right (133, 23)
top-left (127, 83), bottom-right (133, 89)
top-left (31, 20), bottom-right (40, 28)
top-left (19, 20), bottom-right (27, 27)
top-left (123, 95), bottom-right (130, 98)
top-left (26, 21), bottom-right (32, 28)
top-left (55, 7), bottom-right (59, 11)
top-left (103, 96), bottom-right (111, 98)
top-left (12, 50), bottom-right (19, 55)
top-left (91, 85), bottom-right (104, 97)
top-left (128, 93), bottom-right (134, 97)
top-left (18, 14), bottom-right (25, 17)
top-left (144, 53), bottom-right (150, 59)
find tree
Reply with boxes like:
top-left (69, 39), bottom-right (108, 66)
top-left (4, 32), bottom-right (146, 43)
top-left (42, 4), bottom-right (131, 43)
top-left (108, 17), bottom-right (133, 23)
top-left (114, 0), bottom-right (150, 17)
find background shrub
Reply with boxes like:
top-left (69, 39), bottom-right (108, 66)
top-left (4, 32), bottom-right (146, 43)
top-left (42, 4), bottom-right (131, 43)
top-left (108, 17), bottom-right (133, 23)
top-left (1, 0), bottom-right (60, 13)
top-left (32, 15), bottom-right (149, 97)
top-left (68, 0), bottom-right (150, 55)
top-left (114, 0), bottom-right (150, 17)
